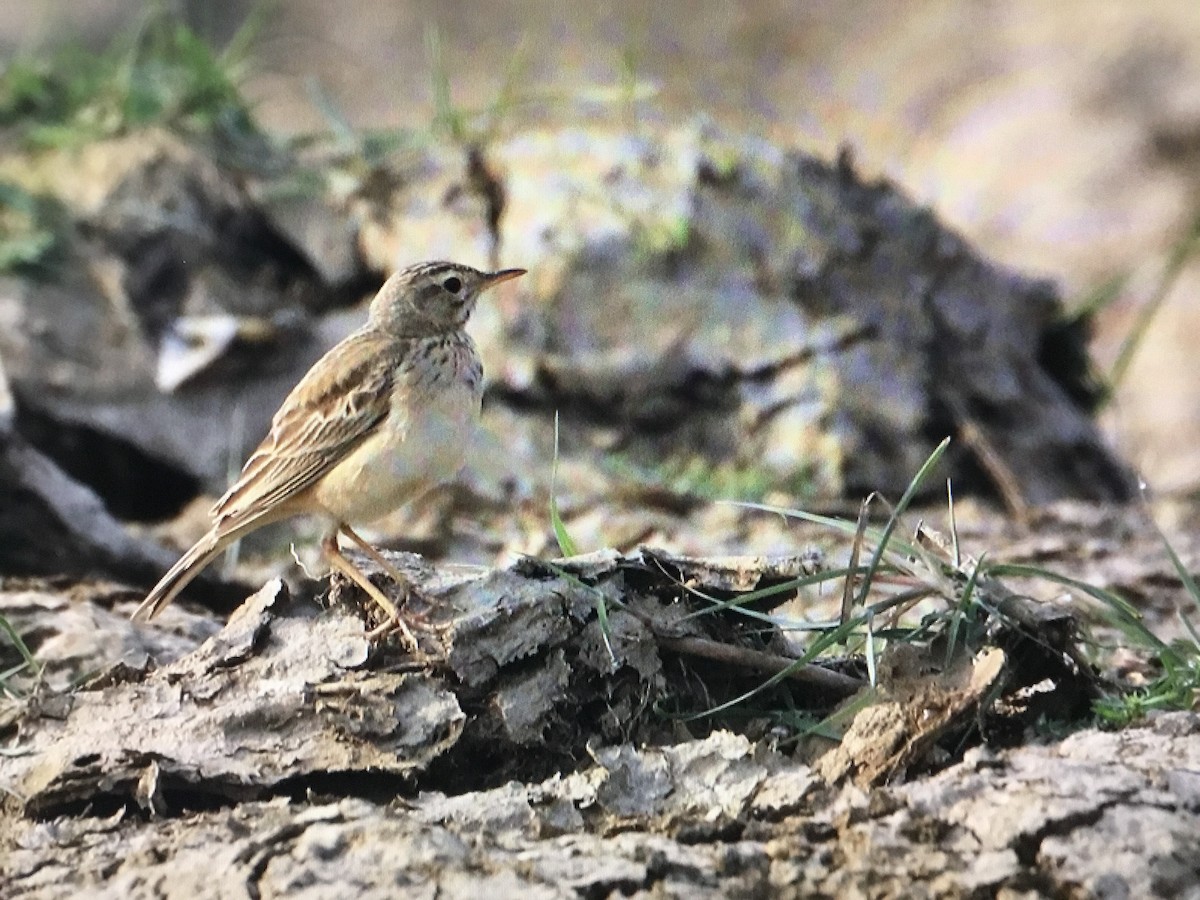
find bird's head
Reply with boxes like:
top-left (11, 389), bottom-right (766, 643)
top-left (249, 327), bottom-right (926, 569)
top-left (368, 261), bottom-right (525, 337)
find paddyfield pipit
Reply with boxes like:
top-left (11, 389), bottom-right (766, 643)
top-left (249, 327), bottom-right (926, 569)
top-left (132, 261), bottom-right (525, 645)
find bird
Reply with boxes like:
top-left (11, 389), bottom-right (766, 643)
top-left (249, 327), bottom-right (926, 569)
top-left (132, 260), bottom-right (525, 647)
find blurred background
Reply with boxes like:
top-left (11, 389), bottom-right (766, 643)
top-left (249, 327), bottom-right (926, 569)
top-left (5, 0), bottom-right (1200, 490)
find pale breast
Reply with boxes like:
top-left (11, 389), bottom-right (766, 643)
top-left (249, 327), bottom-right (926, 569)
top-left (312, 332), bottom-right (483, 524)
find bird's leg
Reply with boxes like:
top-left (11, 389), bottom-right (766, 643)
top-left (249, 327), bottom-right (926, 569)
top-left (339, 525), bottom-right (414, 594)
top-left (338, 525), bottom-right (440, 629)
top-left (321, 531), bottom-right (419, 651)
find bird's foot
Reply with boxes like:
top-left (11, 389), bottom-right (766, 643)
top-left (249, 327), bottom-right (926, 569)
top-left (364, 584), bottom-right (447, 655)
top-left (331, 526), bottom-right (452, 659)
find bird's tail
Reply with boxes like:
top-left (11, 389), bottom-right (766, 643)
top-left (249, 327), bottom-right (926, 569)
top-left (131, 530), bottom-right (229, 622)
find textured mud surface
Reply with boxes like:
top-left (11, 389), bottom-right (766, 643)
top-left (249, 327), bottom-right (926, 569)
top-left (4, 501), bottom-right (1200, 898)
top-left (4, 596), bottom-right (1198, 900)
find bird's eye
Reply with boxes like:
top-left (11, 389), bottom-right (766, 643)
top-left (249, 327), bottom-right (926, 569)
top-left (442, 276), bottom-right (462, 294)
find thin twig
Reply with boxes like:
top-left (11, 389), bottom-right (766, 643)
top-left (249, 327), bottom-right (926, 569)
top-left (654, 634), bottom-right (863, 698)
top-left (953, 410), bottom-right (1030, 524)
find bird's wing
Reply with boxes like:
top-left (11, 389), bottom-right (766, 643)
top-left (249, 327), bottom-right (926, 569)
top-left (212, 329), bottom-right (404, 532)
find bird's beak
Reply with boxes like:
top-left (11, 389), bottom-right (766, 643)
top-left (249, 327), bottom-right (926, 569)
top-left (482, 268), bottom-right (526, 288)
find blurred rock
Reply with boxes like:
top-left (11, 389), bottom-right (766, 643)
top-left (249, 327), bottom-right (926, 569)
top-left (0, 123), bottom-right (1134, 552)
top-left (0, 426), bottom-right (177, 582)
top-left (0, 130), bottom-right (369, 500)
top-left (0, 337), bottom-right (239, 601)
top-left (487, 126), bottom-right (1135, 505)
top-left (0, 583), bottom-right (218, 696)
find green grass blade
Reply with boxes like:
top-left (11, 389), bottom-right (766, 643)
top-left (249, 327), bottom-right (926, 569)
top-left (533, 557), bottom-right (615, 664)
top-left (480, 36), bottom-right (530, 139)
top-left (675, 565), bottom-right (866, 624)
top-left (864, 612), bottom-right (877, 687)
top-left (305, 77), bottom-right (358, 149)
top-left (0, 612), bottom-right (39, 699)
top-left (841, 495), bottom-right (871, 621)
top-left (219, 0), bottom-right (273, 75)
top-left (549, 411), bottom-right (579, 558)
top-left (1110, 210), bottom-right (1200, 390)
top-left (986, 563), bottom-right (1141, 619)
top-left (947, 478), bottom-right (961, 568)
top-left (425, 24), bottom-right (465, 142)
top-left (1143, 509), bottom-right (1200, 618)
top-left (987, 562), bottom-right (1171, 657)
top-left (853, 437), bottom-right (951, 607)
top-left (944, 553), bottom-right (985, 669)
top-left (0, 613), bottom-right (36, 672)
top-left (1178, 609), bottom-right (1200, 654)
top-left (723, 501), bottom-right (925, 561)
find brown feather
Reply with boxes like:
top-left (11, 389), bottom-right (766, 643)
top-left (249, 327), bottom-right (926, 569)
top-left (212, 328), bottom-right (404, 534)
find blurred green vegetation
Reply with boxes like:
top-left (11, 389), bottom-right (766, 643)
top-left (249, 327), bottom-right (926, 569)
top-left (0, 2), bottom-right (266, 150)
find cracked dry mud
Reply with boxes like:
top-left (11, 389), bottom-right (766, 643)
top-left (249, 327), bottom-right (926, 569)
top-left (5, 669), bottom-right (1200, 897)
top-left (3, 530), bottom-right (1200, 899)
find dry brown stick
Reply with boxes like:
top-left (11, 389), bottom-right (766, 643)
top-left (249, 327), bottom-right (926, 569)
top-left (603, 570), bottom-right (865, 700)
top-left (655, 633), bottom-right (863, 698)
top-left (953, 411), bottom-right (1030, 524)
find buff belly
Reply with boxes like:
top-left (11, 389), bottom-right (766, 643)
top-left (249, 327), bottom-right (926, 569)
top-left (312, 382), bottom-right (478, 524)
